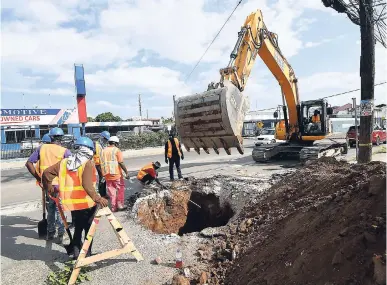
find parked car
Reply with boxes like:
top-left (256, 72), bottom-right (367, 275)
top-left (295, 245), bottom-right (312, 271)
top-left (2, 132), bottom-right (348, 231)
top-left (347, 125), bottom-right (387, 147)
top-left (255, 128), bottom-right (278, 146)
top-left (20, 137), bottom-right (41, 156)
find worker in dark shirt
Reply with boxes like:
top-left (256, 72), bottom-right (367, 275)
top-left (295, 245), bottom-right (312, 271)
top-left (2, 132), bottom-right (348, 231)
top-left (164, 132), bottom-right (184, 181)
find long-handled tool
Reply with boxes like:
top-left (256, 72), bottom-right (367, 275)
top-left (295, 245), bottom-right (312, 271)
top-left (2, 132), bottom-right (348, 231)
top-left (49, 194), bottom-right (75, 256)
top-left (38, 187), bottom-right (48, 238)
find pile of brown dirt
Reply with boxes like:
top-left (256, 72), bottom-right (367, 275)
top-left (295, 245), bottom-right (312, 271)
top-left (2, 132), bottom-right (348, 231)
top-left (136, 189), bottom-right (191, 234)
top-left (207, 159), bottom-right (386, 285)
top-left (134, 179), bottom-right (235, 235)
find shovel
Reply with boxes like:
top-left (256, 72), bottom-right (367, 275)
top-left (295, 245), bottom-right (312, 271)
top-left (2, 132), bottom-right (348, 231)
top-left (49, 194), bottom-right (75, 256)
top-left (38, 188), bottom-right (48, 238)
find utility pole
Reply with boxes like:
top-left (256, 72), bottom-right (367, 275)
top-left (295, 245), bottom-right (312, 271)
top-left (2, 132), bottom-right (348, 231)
top-left (146, 109), bottom-right (149, 119)
top-left (321, 0), bottom-right (384, 163)
top-left (138, 94), bottom-right (142, 118)
top-left (358, 0), bottom-right (375, 163)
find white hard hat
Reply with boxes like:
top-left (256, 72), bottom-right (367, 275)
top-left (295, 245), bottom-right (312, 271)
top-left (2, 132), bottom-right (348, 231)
top-left (108, 136), bottom-right (120, 143)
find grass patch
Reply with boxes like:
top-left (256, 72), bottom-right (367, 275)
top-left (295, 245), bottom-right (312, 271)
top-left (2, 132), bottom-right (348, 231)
top-left (373, 145), bottom-right (386, 154)
top-left (45, 261), bottom-right (91, 285)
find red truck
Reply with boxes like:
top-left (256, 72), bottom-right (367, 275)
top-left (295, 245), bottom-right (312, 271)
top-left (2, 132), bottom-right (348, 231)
top-left (347, 125), bottom-right (387, 147)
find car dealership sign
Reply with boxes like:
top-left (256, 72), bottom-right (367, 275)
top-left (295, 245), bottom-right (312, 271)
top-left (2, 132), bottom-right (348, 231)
top-left (1, 109), bottom-right (79, 126)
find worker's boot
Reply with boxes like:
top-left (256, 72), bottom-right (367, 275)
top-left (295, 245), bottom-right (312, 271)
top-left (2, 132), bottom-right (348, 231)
top-left (117, 206), bottom-right (127, 211)
top-left (72, 246), bottom-right (80, 260)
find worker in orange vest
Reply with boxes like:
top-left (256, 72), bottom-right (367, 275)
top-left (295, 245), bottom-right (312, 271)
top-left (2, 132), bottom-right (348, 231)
top-left (93, 131), bottom-right (110, 198)
top-left (26, 127), bottom-right (72, 242)
top-left (42, 136), bottom-right (108, 259)
top-left (307, 110), bottom-right (321, 132)
top-left (165, 132), bottom-right (184, 181)
top-left (136, 161), bottom-right (165, 187)
top-left (100, 136), bottom-right (129, 212)
top-left (28, 133), bottom-right (51, 187)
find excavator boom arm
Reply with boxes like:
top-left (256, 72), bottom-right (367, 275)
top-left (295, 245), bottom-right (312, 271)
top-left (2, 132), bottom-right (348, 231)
top-left (174, 9), bottom-right (300, 155)
top-left (223, 10), bottom-right (300, 129)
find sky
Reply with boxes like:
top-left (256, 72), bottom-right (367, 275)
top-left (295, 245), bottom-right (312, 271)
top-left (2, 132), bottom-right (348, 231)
top-left (1, 0), bottom-right (387, 119)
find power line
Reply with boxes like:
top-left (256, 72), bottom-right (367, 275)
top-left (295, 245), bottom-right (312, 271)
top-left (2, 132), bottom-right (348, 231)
top-left (321, 81), bottom-right (387, 99)
top-left (184, 0), bottom-right (243, 82)
top-left (249, 82), bottom-right (387, 112)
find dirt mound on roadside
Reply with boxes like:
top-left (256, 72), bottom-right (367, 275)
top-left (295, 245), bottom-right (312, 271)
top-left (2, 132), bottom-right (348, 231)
top-left (209, 160), bottom-right (386, 285)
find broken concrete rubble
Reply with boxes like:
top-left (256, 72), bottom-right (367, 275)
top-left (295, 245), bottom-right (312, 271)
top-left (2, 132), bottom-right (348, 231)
top-left (200, 159), bottom-right (387, 285)
top-left (130, 174), bottom-right (284, 237)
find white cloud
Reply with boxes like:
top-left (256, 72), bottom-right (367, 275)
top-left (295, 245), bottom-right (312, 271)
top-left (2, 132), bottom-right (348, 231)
top-left (86, 66), bottom-right (191, 96)
top-left (3, 0), bottom-right (380, 118)
top-left (305, 38), bottom-right (332, 48)
top-left (1, 87), bottom-right (74, 96)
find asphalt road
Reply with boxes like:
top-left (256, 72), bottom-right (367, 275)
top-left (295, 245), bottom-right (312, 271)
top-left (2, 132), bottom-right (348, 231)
top-left (1, 140), bottom-right (384, 285)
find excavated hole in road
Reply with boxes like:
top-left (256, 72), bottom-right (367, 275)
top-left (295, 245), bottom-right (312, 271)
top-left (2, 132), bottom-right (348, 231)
top-left (178, 191), bottom-right (234, 236)
top-left (135, 190), bottom-right (234, 236)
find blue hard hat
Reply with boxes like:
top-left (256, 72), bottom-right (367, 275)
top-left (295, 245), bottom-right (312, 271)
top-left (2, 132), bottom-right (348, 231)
top-left (100, 131), bottom-right (110, 140)
top-left (41, 134), bottom-right (51, 143)
top-left (75, 136), bottom-right (94, 151)
top-left (49, 127), bottom-right (64, 137)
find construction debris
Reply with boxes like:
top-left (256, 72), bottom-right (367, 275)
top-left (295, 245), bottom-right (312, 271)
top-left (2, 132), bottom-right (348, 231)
top-left (130, 175), bottom-right (281, 236)
top-left (196, 158), bottom-right (387, 285)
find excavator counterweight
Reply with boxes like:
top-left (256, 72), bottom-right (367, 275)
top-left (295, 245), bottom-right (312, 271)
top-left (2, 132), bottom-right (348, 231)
top-left (174, 80), bottom-right (249, 155)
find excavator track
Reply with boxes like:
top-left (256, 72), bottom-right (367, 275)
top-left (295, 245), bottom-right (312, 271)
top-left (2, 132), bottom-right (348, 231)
top-left (252, 141), bottom-right (347, 163)
top-left (299, 143), bottom-right (347, 164)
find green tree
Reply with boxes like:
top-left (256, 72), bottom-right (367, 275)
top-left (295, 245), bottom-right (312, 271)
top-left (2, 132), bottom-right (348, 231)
top-left (95, 112), bottom-right (122, 122)
top-left (161, 116), bottom-right (174, 124)
top-left (87, 116), bottom-right (95, 122)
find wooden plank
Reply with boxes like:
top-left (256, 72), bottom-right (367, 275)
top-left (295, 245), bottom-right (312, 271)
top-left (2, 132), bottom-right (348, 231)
top-left (68, 207), bottom-right (143, 285)
top-left (76, 247), bottom-right (132, 267)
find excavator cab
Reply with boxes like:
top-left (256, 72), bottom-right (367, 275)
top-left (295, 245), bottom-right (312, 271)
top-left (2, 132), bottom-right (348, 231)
top-left (299, 99), bottom-right (333, 138)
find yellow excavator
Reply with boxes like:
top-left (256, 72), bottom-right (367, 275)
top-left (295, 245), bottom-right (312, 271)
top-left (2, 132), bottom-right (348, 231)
top-left (174, 9), bottom-right (347, 162)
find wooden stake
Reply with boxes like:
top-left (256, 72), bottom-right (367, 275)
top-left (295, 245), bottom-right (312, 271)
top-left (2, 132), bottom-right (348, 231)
top-left (68, 207), bottom-right (143, 285)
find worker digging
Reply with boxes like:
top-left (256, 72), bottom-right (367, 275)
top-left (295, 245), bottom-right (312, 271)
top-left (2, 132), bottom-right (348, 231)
top-left (25, 127), bottom-right (72, 243)
top-left (42, 136), bottom-right (109, 259)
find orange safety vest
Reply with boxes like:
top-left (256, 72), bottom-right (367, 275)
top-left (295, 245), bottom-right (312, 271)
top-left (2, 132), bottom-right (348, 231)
top-left (58, 159), bottom-right (96, 211)
top-left (167, 138), bottom-right (181, 158)
top-left (137, 163), bottom-right (155, 181)
top-left (101, 146), bottom-right (121, 176)
top-left (312, 114), bottom-right (321, 123)
top-left (39, 144), bottom-right (66, 185)
top-left (35, 160), bottom-right (42, 186)
top-left (93, 141), bottom-right (103, 165)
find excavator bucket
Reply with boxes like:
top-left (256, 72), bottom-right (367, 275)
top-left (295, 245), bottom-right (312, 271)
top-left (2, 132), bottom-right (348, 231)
top-left (174, 80), bottom-right (250, 155)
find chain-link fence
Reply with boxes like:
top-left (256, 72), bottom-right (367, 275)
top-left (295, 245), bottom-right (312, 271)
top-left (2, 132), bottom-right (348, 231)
top-left (1, 126), bottom-right (48, 160)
